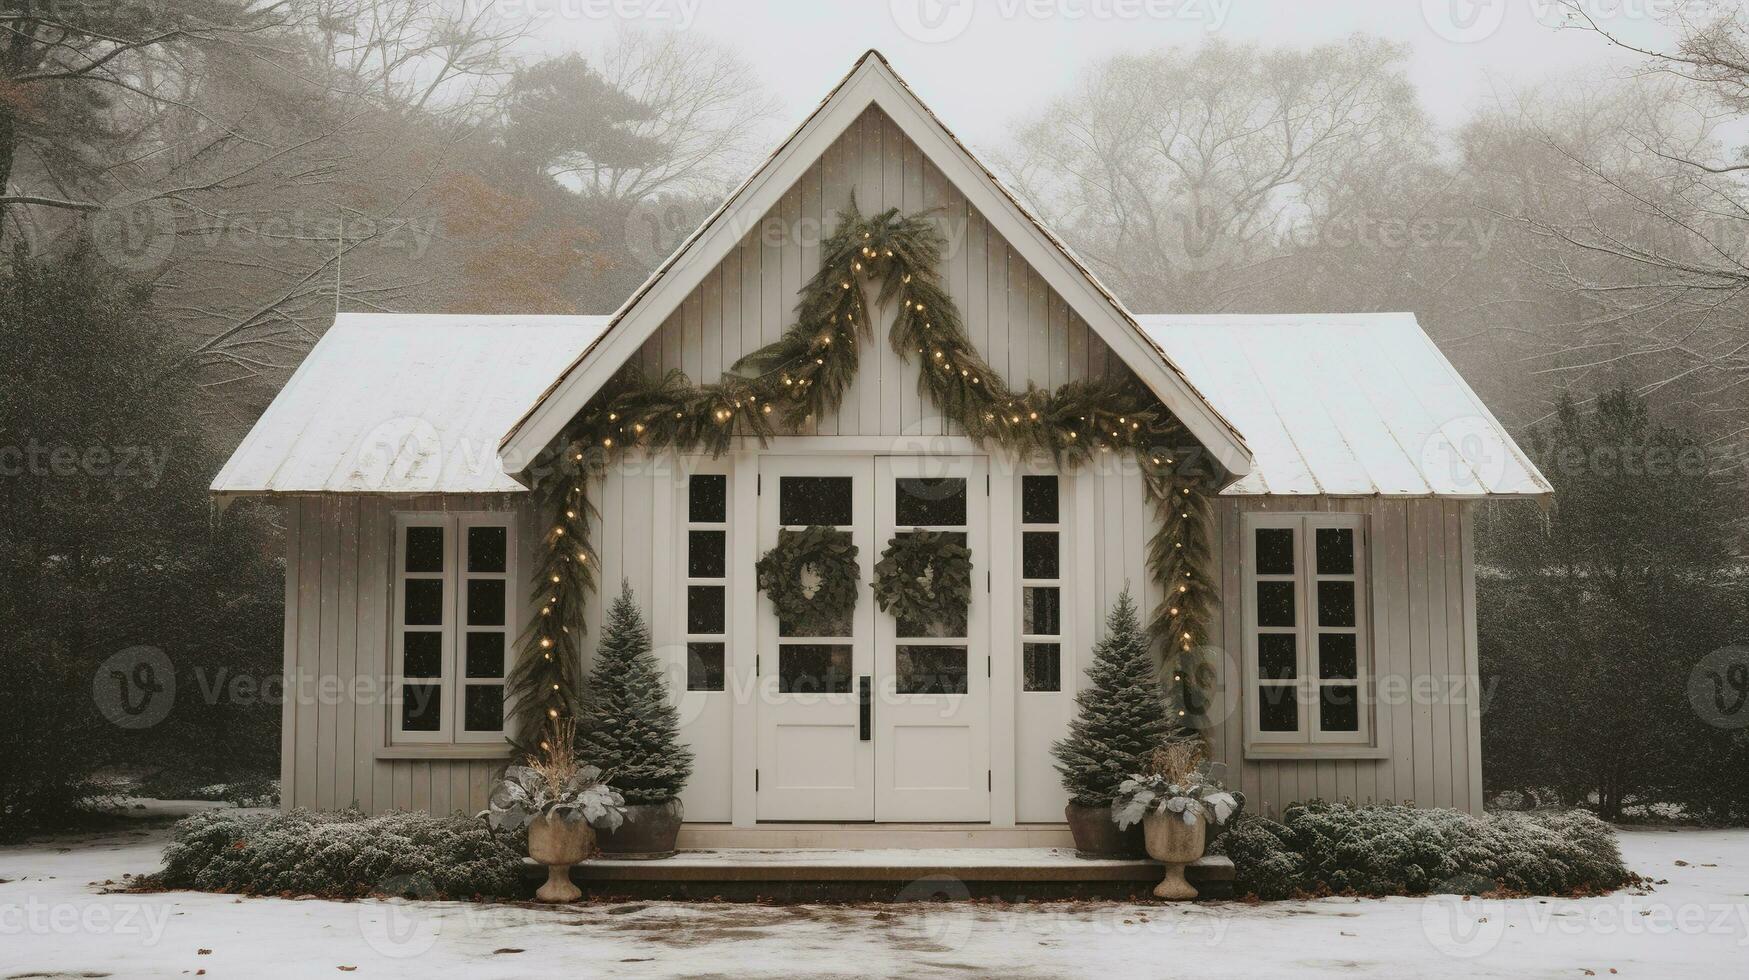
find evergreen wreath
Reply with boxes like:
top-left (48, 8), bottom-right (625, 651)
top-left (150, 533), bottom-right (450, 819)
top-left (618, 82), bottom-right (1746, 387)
top-left (508, 196), bottom-right (1221, 750)
top-left (871, 531), bottom-right (973, 634)
top-left (753, 525), bottom-right (860, 636)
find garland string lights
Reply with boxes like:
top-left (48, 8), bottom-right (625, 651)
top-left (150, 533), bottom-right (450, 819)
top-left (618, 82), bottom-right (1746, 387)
top-left (507, 197), bottom-right (1222, 748)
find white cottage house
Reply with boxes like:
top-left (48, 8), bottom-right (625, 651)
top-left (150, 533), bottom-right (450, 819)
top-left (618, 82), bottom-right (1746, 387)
top-left (214, 52), bottom-right (1548, 843)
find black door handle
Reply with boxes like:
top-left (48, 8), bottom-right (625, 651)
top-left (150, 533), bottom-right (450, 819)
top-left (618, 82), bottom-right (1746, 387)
top-left (859, 675), bottom-right (871, 741)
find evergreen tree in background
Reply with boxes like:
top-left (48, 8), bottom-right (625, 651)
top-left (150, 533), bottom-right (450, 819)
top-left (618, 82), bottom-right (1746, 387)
top-left (1052, 588), bottom-right (1172, 807)
top-left (579, 582), bottom-right (693, 805)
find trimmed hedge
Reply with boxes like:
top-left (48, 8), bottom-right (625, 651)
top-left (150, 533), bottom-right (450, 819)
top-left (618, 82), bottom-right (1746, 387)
top-left (150, 808), bottom-right (524, 900)
top-left (1212, 801), bottom-right (1630, 899)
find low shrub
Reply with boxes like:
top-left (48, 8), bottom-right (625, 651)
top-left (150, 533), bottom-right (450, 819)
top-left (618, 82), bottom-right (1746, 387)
top-left (150, 808), bottom-right (525, 900)
top-left (1211, 801), bottom-right (1630, 899)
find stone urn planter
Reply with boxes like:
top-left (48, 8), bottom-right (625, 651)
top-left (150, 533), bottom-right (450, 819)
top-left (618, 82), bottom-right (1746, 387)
top-left (527, 813), bottom-right (595, 903)
top-left (1065, 802), bottom-right (1146, 858)
top-left (595, 798), bottom-right (684, 859)
top-left (1142, 809), bottom-right (1208, 900)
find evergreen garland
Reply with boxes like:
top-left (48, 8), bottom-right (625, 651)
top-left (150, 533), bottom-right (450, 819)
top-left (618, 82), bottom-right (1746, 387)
top-left (507, 196), bottom-right (1220, 749)
top-left (576, 581), bottom-right (694, 805)
top-left (1050, 588), bottom-right (1173, 807)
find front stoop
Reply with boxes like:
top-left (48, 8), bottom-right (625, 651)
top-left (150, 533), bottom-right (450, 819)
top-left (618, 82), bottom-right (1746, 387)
top-left (536, 848), bottom-right (1235, 902)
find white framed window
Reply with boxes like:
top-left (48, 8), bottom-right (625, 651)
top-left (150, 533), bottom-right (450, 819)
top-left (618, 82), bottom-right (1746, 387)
top-left (391, 513), bottom-right (515, 745)
top-left (1019, 474), bottom-right (1063, 693)
top-left (684, 472), bottom-right (729, 693)
top-left (1242, 512), bottom-right (1371, 749)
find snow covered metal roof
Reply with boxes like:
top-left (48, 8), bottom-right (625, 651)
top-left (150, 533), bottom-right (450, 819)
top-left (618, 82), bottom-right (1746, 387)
top-left (1138, 313), bottom-right (1551, 498)
top-left (212, 314), bottom-right (607, 496)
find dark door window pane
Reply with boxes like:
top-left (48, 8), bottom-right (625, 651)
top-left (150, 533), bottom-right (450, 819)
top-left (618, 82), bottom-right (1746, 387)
top-left (1022, 532), bottom-right (1059, 579)
top-left (687, 643), bottom-right (726, 691)
top-left (1317, 580), bottom-right (1356, 628)
top-left (1320, 685), bottom-right (1360, 732)
top-left (404, 579), bottom-right (443, 626)
top-left (1315, 527), bottom-right (1355, 575)
top-left (1318, 633), bottom-right (1358, 679)
top-left (1023, 643), bottom-right (1060, 692)
top-left (1258, 633), bottom-right (1297, 679)
top-left (688, 585), bottom-right (725, 634)
top-left (779, 476), bottom-right (852, 526)
top-left (896, 646), bottom-right (968, 694)
top-left (1256, 581), bottom-right (1295, 628)
top-left (403, 632), bottom-right (442, 678)
top-left (466, 632), bottom-right (505, 678)
top-left (1021, 475), bottom-right (1058, 524)
top-left (467, 579), bottom-right (506, 627)
top-left (689, 530), bottom-right (727, 578)
top-left (777, 644), bottom-right (852, 694)
top-left (1023, 586), bottom-right (1061, 635)
top-left (464, 685), bottom-right (504, 732)
top-left (1258, 684), bottom-right (1298, 732)
top-left (1255, 528), bottom-right (1294, 575)
top-left (895, 477), bottom-right (966, 526)
top-left (467, 526), bottom-right (507, 573)
top-left (401, 684), bottom-right (441, 732)
top-left (406, 525), bottom-right (444, 573)
top-left (689, 474), bottom-right (727, 523)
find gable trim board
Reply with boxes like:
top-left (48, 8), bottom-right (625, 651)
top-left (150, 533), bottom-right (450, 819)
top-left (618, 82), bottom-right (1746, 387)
top-left (496, 50), bottom-right (1253, 483)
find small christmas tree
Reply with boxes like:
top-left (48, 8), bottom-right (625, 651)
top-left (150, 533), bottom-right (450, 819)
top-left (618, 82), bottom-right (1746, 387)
top-left (1051, 587), bottom-right (1172, 807)
top-left (578, 582), bottom-right (694, 805)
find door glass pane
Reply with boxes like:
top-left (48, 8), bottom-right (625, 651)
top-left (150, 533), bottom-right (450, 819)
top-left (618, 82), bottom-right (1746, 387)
top-left (1256, 581), bottom-right (1295, 628)
top-left (777, 644), bottom-right (852, 694)
top-left (1315, 527), bottom-right (1355, 575)
top-left (465, 632), bottom-right (504, 678)
top-left (467, 579), bottom-right (506, 626)
top-left (779, 476), bottom-right (852, 526)
top-left (1022, 532), bottom-right (1058, 579)
top-left (406, 525), bottom-right (443, 573)
top-left (687, 643), bottom-right (725, 691)
top-left (1021, 475), bottom-right (1058, 524)
top-left (1258, 633), bottom-right (1296, 679)
top-left (403, 632), bottom-right (442, 678)
top-left (401, 684), bottom-right (441, 732)
top-left (894, 531), bottom-right (968, 638)
top-left (404, 579), bottom-right (443, 626)
top-left (1319, 633), bottom-right (1358, 679)
top-left (895, 646), bottom-right (968, 694)
top-left (1023, 586), bottom-right (1061, 635)
top-left (1023, 643), bottom-right (1060, 692)
top-left (1255, 527), bottom-right (1294, 575)
top-left (464, 685), bottom-right (504, 732)
top-left (1320, 685), bottom-right (1360, 732)
top-left (689, 474), bottom-right (727, 523)
top-left (688, 585), bottom-right (725, 634)
top-left (688, 530), bottom-right (726, 578)
top-left (1258, 684), bottom-right (1298, 733)
top-left (467, 526), bottom-right (506, 573)
top-left (895, 477), bottom-right (966, 526)
top-left (1317, 580), bottom-right (1356, 628)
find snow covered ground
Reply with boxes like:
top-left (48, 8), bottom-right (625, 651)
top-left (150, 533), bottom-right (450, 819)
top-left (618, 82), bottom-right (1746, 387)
top-left (1, 809), bottom-right (1745, 979)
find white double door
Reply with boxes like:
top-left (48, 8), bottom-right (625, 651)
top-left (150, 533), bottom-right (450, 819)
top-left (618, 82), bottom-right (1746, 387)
top-left (755, 455), bottom-right (990, 822)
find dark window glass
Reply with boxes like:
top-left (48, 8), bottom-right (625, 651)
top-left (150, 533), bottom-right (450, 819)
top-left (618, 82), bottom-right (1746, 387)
top-left (1256, 581), bottom-right (1295, 628)
top-left (467, 579), bottom-right (506, 626)
top-left (464, 685), bottom-right (504, 732)
top-left (1022, 475), bottom-right (1058, 524)
top-left (404, 579), bottom-right (443, 626)
top-left (689, 530), bottom-right (727, 578)
top-left (688, 585), bottom-right (725, 635)
top-left (777, 644), bottom-right (852, 694)
top-left (1258, 684), bottom-right (1298, 733)
top-left (1022, 532), bottom-right (1059, 579)
top-left (687, 643), bottom-right (726, 691)
top-left (466, 632), bottom-right (505, 678)
top-left (895, 646), bottom-right (968, 695)
top-left (1255, 527), bottom-right (1294, 576)
top-left (1319, 633), bottom-right (1358, 679)
top-left (779, 476), bottom-right (852, 526)
top-left (1317, 580), bottom-right (1356, 628)
top-left (1258, 633), bottom-right (1297, 680)
top-left (779, 610), bottom-right (852, 638)
top-left (401, 684), bottom-right (441, 732)
top-left (689, 474), bottom-right (727, 523)
top-left (405, 525), bottom-right (444, 573)
top-left (1023, 643), bottom-right (1060, 692)
top-left (895, 477), bottom-right (966, 527)
top-left (1023, 586), bottom-right (1061, 635)
top-left (1316, 527), bottom-right (1355, 576)
top-left (403, 632), bottom-right (442, 678)
top-left (467, 526), bottom-right (506, 574)
top-left (1320, 685), bottom-right (1360, 732)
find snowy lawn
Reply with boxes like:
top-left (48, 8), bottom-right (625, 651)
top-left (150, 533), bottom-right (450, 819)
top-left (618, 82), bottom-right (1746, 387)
top-left (2, 808), bottom-right (1746, 979)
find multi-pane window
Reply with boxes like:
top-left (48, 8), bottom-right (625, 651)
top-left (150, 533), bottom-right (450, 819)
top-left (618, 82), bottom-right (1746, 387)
top-left (775, 475), bottom-right (855, 693)
top-left (685, 475), bottom-right (728, 692)
top-left (393, 514), bottom-right (513, 744)
top-left (1244, 513), bottom-right (1370, 747)
top-left (1020, 475), bottom-right (1062, 692)
top-left (893, 476), bottom-right (970, 695)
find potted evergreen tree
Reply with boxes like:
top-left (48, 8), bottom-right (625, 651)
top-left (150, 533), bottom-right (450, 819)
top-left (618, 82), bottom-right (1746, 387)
top-left (579, 582), bottom-right (695, 858)
top-left (1051, 588), bottom-right (1171, 858)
